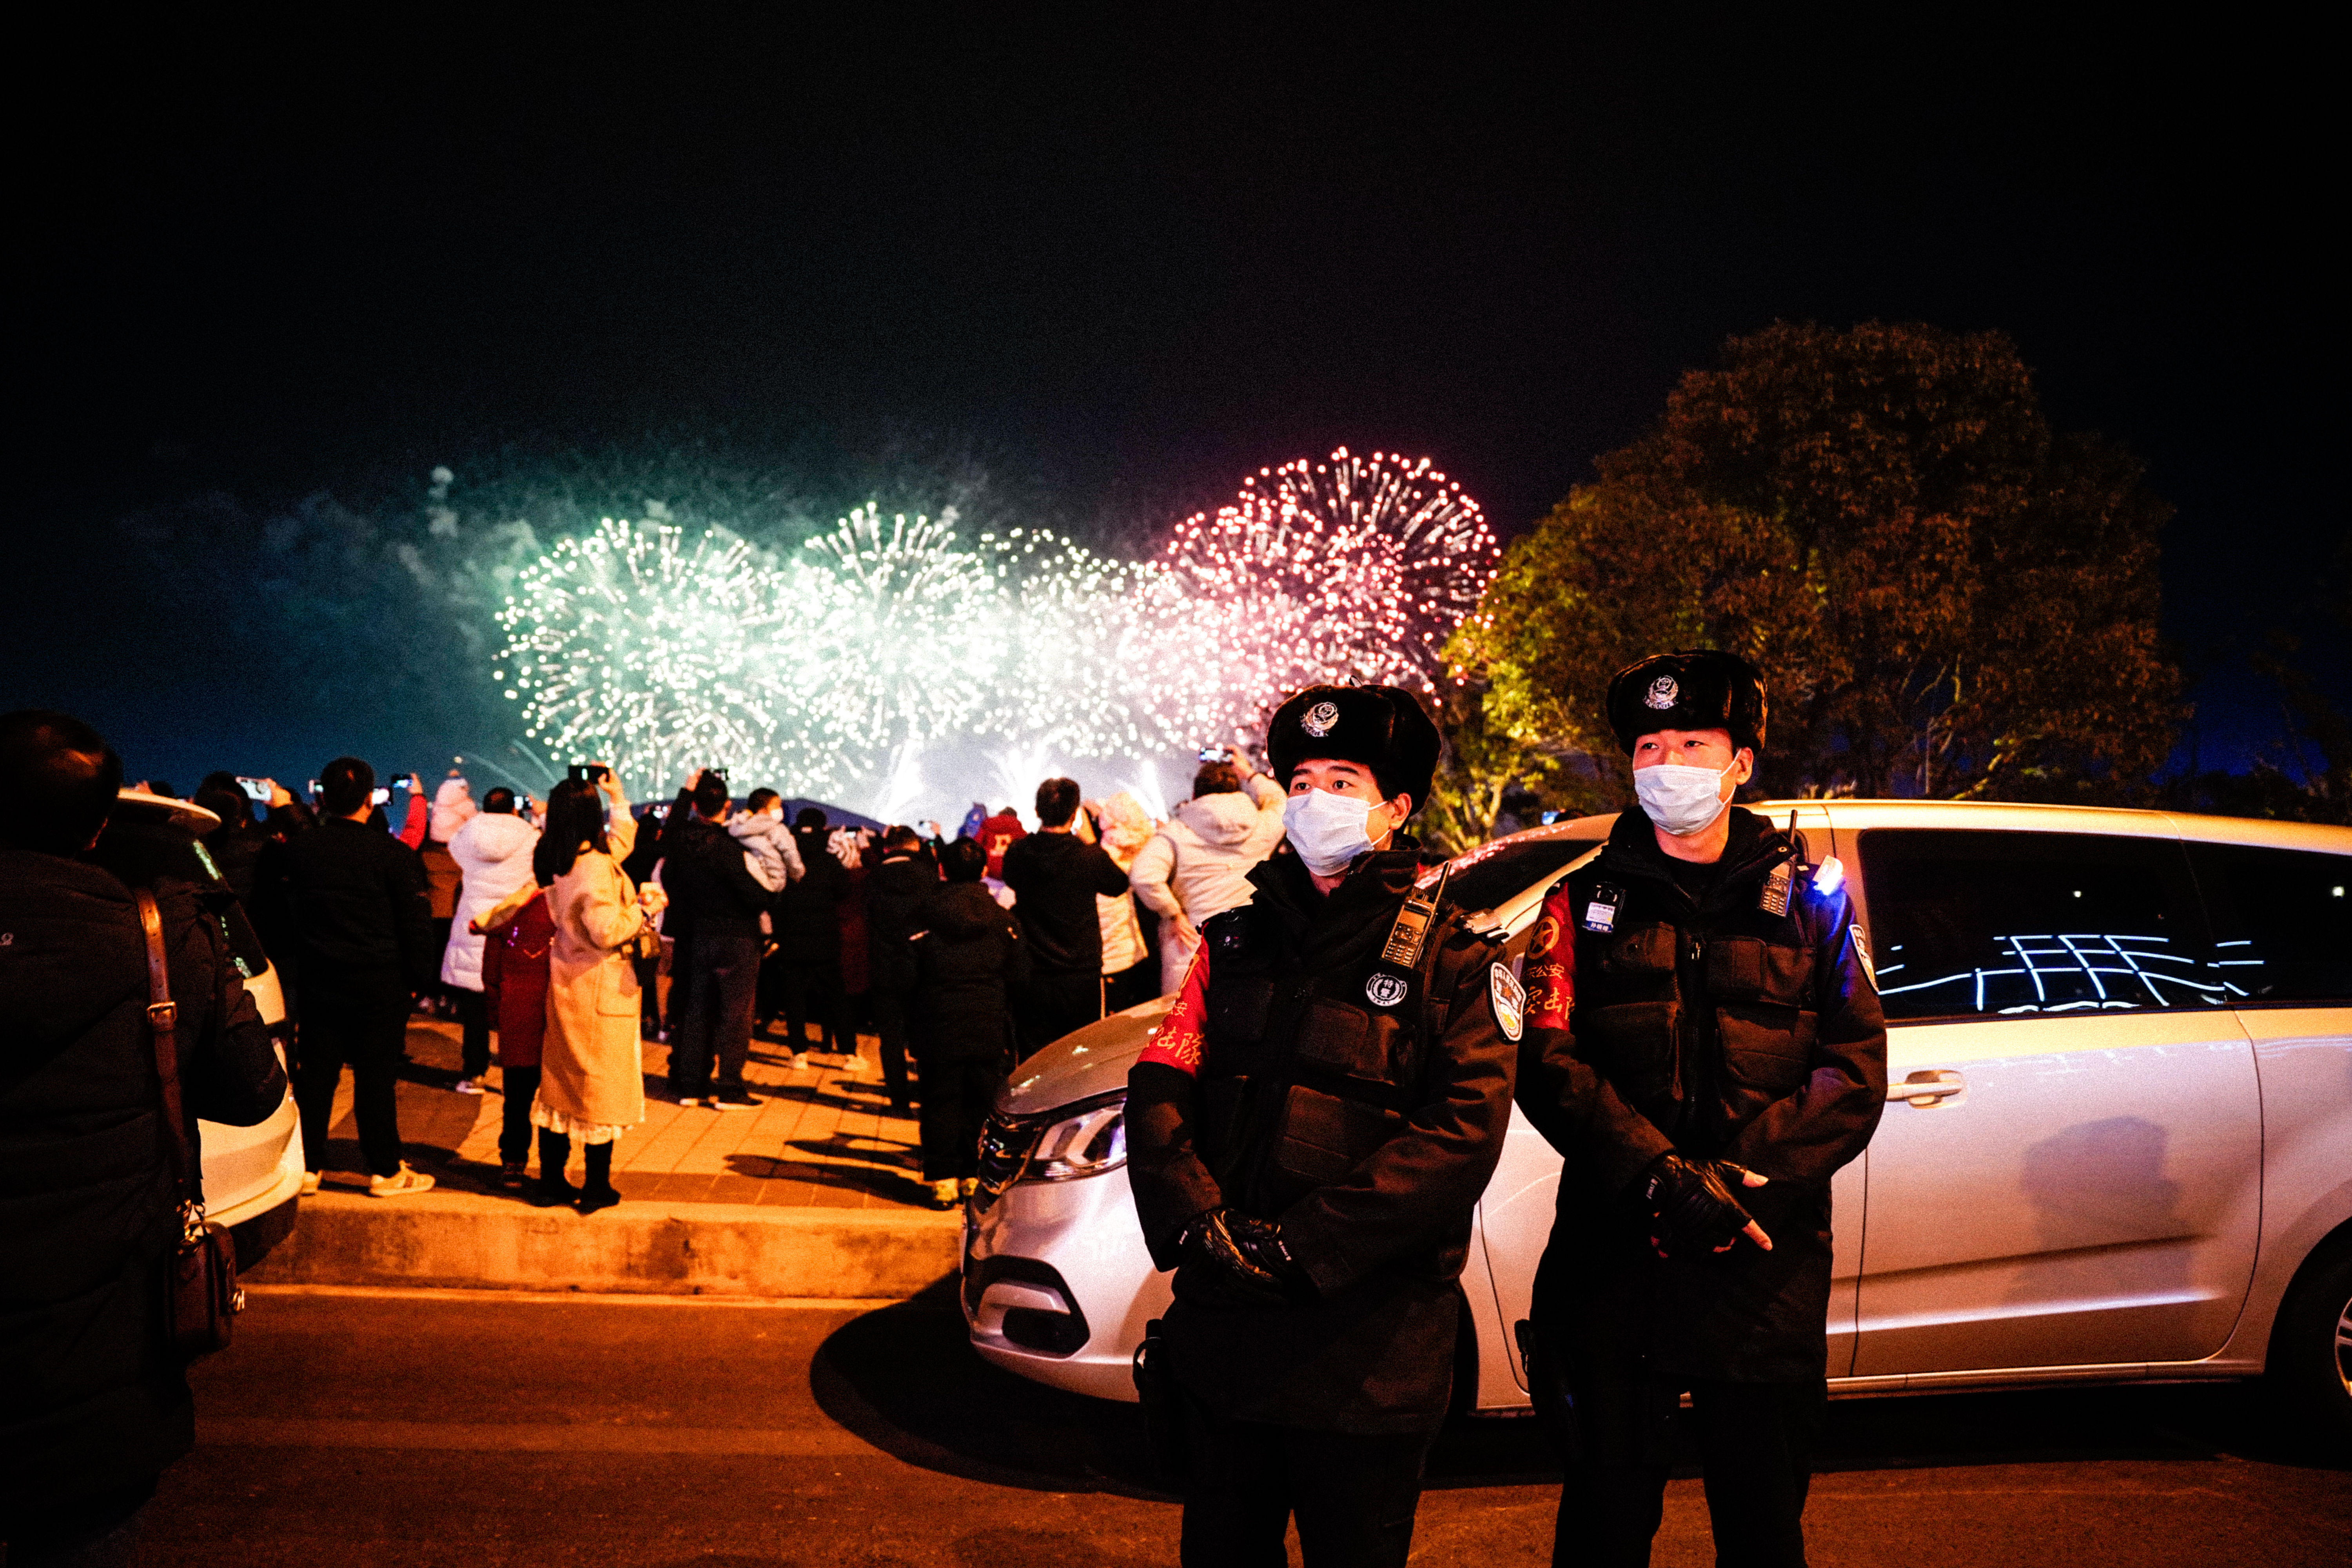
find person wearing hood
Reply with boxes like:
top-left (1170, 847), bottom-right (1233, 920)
top-left (418, 774), bottom-right (474, 1022)
top-left (1129, 755), bottom-right (1287, 987)
top-left (1123, 685), bottom-right (1515, 1566)
top-left (769, 808), bottom-right (854, 1067)
top-left (1516, 650), bottom-right (1886, 1568)
top-left (441, 787), bottom-right (542, 1094)
top-left (862, 826), bottom-right (939, 1114)
top-left (1089, 791), bottom-right (1160, 1010)
top-left (909, 835), bottom-right (1029, 1207)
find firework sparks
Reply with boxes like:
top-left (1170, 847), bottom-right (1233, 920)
top-left (489, 450), bottom-right (1498, 808)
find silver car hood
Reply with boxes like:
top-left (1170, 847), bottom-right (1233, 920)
top-left (998, 996), bottom-right (1175, 1116)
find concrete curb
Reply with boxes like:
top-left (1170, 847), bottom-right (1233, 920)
top-left (245, 1192), bottom-right (962, 1299)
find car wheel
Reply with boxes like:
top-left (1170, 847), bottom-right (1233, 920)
top-left (2268, 1234), bottom-right (2352, 1446)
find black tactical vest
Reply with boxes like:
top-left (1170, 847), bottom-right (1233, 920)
top-left (1566, 827), bottom-right (1834, 1156)
top-left (1194, 853), bottom-right (1480, 1216)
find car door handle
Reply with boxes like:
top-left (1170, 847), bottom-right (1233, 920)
top-left (1888, 1070), bottom-right (1964, 1105)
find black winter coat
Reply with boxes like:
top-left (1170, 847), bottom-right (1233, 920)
top-left (999, 830), bottom-right (1129, 976)
top-left (281, 817), bottom-right (436, 993)
top-left (660, 815), bottom-right (772, 944)
top-left (863, 853), bottom-right (938, 985)
top-left (1126, 845), bottom-right (1517, 1434)
top-left (1517, 807), bottom-right (1886, 1381)
top-left (909, 882), bottom-right (1029, 1060)
top-left (0, 853), bottom-right (287, 1521)
top-left (775, 827), bottom-right (849, 962)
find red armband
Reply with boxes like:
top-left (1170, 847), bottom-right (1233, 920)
top-left (1138, 944), bottom-right (1210, 1074)
top-left (1523, 884), bottom-right (1576, 1032)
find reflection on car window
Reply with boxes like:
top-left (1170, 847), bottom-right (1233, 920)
top-left (1859, 829), bottom-right (2220, 1020)
top-left (1443, 833), bottom-right (1603, 912)
top-left (2185, 842), bottom-right (2352, 1005)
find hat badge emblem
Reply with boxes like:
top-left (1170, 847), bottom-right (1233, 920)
top-left (1644, 675), bottom-right (1679, 710)
top-left (1302, 701), bottom-right (1340, 737)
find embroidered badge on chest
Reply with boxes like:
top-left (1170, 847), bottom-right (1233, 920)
top-left (1489, 962), bottom-right (1524, 1041)
top-left (1365, 971), bottom-right (1410, 1009)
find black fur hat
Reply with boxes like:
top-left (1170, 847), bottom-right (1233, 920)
top-left (1604, 650), bottom-right (1769, 754)
top-left (1265, 684), bottom-right (1442, 815)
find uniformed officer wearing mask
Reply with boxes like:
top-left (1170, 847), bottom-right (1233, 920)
top-left (1125, 684), bottom-right (1518, 1568)
top-left (1517, 650), bottom-right (1886, 1568)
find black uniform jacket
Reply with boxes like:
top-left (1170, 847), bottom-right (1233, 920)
top-left (1126, 843), bottom-right (1515, 1434)
top-left (1517, 807), bottom-right (1886, 1381)
top-left (1, 855), bottom-right (287, 1520)
top-left (909, 882), bottom-right (1030, 1061)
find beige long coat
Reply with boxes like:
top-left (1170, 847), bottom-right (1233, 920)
top-left (539, 813), bottom-right (650, 1129)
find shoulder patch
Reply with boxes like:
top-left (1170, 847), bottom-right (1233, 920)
top-left (1489, 962), bottom-right (1525, 1041)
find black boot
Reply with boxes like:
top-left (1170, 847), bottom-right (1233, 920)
top-left (576, 1142), bottom-right (620, 1214)
top-left (532, 1129), bottom-right (577, 1207)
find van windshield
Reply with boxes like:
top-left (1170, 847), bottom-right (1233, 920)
top-left (1442, 833), bottom-right (1604, 913)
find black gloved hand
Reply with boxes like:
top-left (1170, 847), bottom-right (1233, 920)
top-left (1180, 1209), bottom-right (1318, 1305)
top-left (1641, 1152), bottom-right (1766, 1259)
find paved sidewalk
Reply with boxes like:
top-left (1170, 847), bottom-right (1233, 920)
top-left (312, 1015), bottom-right (933, 1212)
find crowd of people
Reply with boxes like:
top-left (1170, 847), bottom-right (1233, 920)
top-left (17, 723), bottom-right (1307, 1219)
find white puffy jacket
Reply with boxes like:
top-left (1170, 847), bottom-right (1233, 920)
top-left (439, 810), bottom-right (543, 991)
top-left (1127, 773), bottom-right (1286, 981)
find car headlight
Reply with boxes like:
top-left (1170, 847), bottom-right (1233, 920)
top-left (1023, 1092), bottom-right (1127, 1183)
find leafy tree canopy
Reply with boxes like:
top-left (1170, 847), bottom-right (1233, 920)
top-left (1450, 321), bottom-right (2182, 808)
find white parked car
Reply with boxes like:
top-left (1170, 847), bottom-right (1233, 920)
top-left (963, 801), bottom-right (2352, 1436)
top-left (107, 789), bottom-right (306, 1261)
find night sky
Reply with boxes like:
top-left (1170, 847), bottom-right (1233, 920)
top-left (13, 20), bottom-right (2341, 793)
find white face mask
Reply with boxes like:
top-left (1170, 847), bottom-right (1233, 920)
top-left (1283, 788), bottom-right (1379, 877)
top-left (1633, 759), bottom-right (1737, 837)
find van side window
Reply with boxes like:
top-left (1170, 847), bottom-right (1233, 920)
top-left (2185, 842), bottom-right (2352, 1005)
top-left (1857, 829), bottom-right (2218, 1022)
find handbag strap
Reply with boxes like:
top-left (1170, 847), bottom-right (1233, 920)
top-left (134, 891), bottom-right (203, 1221)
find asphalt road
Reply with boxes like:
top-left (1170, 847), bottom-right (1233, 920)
top-left (151, 1284), bottom-right (2350, 1567)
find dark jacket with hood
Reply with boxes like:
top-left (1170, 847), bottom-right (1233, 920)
top-left (1125, 842), bottom-right (1516, 1434)
top-left (863, 851), bottom-right (938, 986)
top-left (909, 881), bottom-right (1029, 1060)
top-left (775, 825), bottom-right (850, 961)
top-left (0, 853), bottom-right (287, 1523)
top-left (1518, 806), bottom-right (1886, 1381)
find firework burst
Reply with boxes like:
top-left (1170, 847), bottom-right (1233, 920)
top-left (488, 450), bottom-right (1498, 807)
top-left (1141, 446), bottom-right (1500, 746)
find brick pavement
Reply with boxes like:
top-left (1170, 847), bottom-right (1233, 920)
top-left (310, 1015), bottom-right (933, 1212)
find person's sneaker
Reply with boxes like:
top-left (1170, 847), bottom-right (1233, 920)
top-left (676, 1096), bottom-right (701, 1108)
top-left (497, 1160), bottom-right (528, 1190)
top-left (788, 1052), bottom-right (810, 1071)
top-left (931, 1178), bottom-right (961, 1210)
top-left (575, 1184), bottom-right (621, 1215)
top-left (299, 1170), bottom-right (322, 1197)
top-left (368, 1162), bottom-right (435, 1198)
top-left (453, 1077), bottom-right (485, 1095)
top-left (710, 1092), bottom-right (753, 1111)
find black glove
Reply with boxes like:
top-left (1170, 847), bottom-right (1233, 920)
top-left (1641, 1152), bottom-right (1760, 1259)
top-left (1180, 1209), bottom-right (1318, 1305)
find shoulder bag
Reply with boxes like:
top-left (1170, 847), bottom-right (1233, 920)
top-left (135, 890), bottom-right (247, 1359)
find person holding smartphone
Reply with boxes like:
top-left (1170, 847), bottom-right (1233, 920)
top-left (281, 757), bottom-right (439, 1196)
